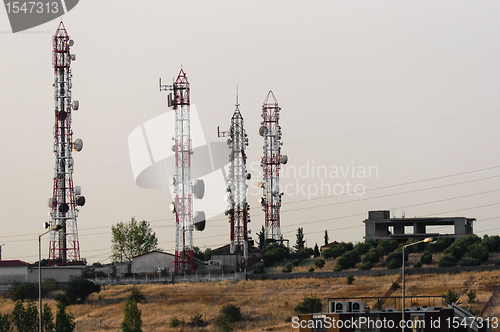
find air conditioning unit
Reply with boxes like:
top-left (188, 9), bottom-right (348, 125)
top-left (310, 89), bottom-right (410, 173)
top-left (351, 301), bottom-right (365, 313)
top-left (332, 301), bottom-right (350, 313)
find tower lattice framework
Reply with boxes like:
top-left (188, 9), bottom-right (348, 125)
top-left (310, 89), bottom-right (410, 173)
top-left (218, 98), bottom-right (251, 262)
top-left (161, 69), bottom-right (194, 274)
top-left (259, 91), bottom-right (287, 241)
top-left (48, 21), bottom-right (85, 265)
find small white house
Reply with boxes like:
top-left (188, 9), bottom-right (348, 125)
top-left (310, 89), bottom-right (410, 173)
top-left (132, 251), bottom-right (176, 274)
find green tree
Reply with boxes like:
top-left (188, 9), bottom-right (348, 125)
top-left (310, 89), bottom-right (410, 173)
top-left (0, 313), bottom-right (10, 332)
top-left (11, 300), bottom-right (38, 332)
top-left (314, 259), bottom-right (325, 269)
top-left (346, 275), bottom-right (355, 285)
top-left (294, 295), bottom-right (322, 314)
top-left (219, 304), bottom-right (242, 323)
top-left (128, 288), bottom-right (145, 303)
top-left (324, 230), bottom-right (329, 246)
top-left (111, 217), bottom-right (159, 262)
top-left (313, 244), bottom-right (321, 257)
top-left (12, 301), bottom-right (26, 332)
top-left (42, 304), bottom-right (55, 332)
top-left (256, 226), bottom-right (266, 250)
top-left (55, 303), bottom-right (75, 332)
top-left (9, 283), bottom-right (38, 302)
top-left (294, 227), bottom-right (305, 251)
top-left (24, 301), bottom-right (38, 332)
top-left (121, 298), bottom-right (142, 332)
top-left (63, 279), bottom-right (100, 305)
top-left (466, 290), bottom-right (478, 305)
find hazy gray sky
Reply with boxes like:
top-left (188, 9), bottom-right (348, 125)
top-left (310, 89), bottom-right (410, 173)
top-left (1, 1), bottom-right (500, 264)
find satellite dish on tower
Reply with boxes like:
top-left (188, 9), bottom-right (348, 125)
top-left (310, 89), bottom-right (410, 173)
top-left (72, 138), bottom-right (83, 152)
top-left (193, 179), bottom-right (205, 199)
top-left (258, 126), bottom-right (267, 136)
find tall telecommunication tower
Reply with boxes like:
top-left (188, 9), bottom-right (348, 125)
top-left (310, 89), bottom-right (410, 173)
top-left (160, 69), bottom-right (205, 274)
top-left (258, 91), bottom-right (287, 241)
top-left (218, 96), bottom-right (251, 262)
top-left (48, 21), bottom-right (85, 265)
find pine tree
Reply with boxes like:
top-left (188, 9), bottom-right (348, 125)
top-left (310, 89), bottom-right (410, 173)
top-left (294, 228), bottom-right (305, 251)
top-left (314, 243), bottom-right (321, 257)
top-left (42, 304), bottom-right (55, 332)
top-left (55, 303), bottom-right (75, 332)
top-left (121, 298), bottom-right (142, 332)
top-left (324, 230), bottom-right (329, 246)
top-left (12, 301), bottom-right (26, 332)
top-left (0, 313), bottom-right (11, 332)
top-left (24, 301), bottom-right (38, 332)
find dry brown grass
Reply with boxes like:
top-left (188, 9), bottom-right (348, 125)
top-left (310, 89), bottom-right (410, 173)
top-left (1, 270), bottom-right (499, 331)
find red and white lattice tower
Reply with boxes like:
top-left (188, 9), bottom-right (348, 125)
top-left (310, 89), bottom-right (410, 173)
top-left (258, 91), bottom-right (287, 241)
top-left (161, 69), bottom-right (206, 274)
top-left (218, 96), bottom-right (251, 263)
top-left (48, 21), bottom-right (85, 265)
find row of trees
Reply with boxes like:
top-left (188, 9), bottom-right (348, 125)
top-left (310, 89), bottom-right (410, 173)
top-left (0, 301), bottom-right (74, 332)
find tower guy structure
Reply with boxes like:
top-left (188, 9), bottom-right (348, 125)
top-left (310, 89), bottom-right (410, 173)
top-left (160, 69), bottom-right (205, 274)
top-left (48, 21), bottom-right (85, 265)
top-left (258, 91), bottom-right (287, 241)
top-left (218, 97), bottom-right (251, 263)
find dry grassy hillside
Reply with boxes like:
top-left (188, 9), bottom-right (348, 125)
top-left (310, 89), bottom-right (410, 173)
top-left (1, 270), bottom-right (500, 331)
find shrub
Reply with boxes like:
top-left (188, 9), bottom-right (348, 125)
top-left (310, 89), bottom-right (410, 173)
top-left (420, 251), bottom-right (432, 265)
top-left (10, 283), bottom-right (37, 302)
top-left (294, 295), bottom-right (322, 314)
top-left (291, 259), bottom-right (300, 267)
top-left (391, 282), bottom-right (400, 291)
top-left (386, 249), bottom-right (404, 269)
top-left (219, 304), bottom-right (242, 323)
top-left (323, 242), bottom-right (353, 259)
top-left (482, 235), bottom-right (500, 252)
top-left (282, 262), bottom-right (293, 273)
top-left (261, 243), bottom-right (289, 267)
top-left (442, 290), bottom-right (461, 305)
top-left (413, 261), bottom-right (422, 268)
top-left (346, 275), bottom-right (355, 285)
top-left (495, 259), bottom-right (500, 266)
top-left (217, 314), bottom-right (234, 332)
top-left (314, 259), bottom-right (325, 269)
top-left (291, 248), bottom-right (314, 260)
top-left (438, 254), bottom-right (458, 267)
top-left (169, 317), bottom-right (181, 328)
top-left (189, 312), bottom-right (204, 327)
top-left (466, 243), bottom-right (488, 262)
top-left (308, 267), bottom-right (314, 273)
top-left (353, 240), bottom-right (376, 255)
top-left (460, 258), bottom-right (481, 267)
top-left (357, 262), bottom-right (372, 270)
top-left (121, 298), bottom-right (142, 332)
top-left (362, 248), bottom-right (380, 265)
top-left (253, 263), bottom-right (265, 274)
top-left (428, 236), bottom-right (453, 254)
top-left (376, 239), bottom-right (398, 256)
top-left (334, 250), bottom-right (360, 271)
top-left (64, 279), bottom-right (100, 304)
